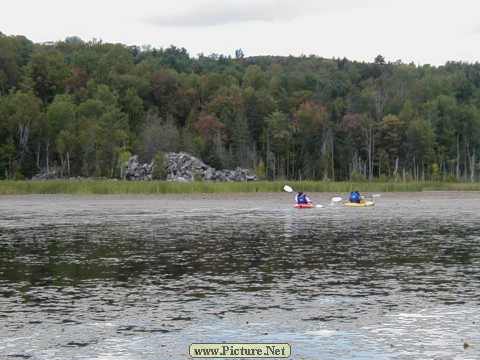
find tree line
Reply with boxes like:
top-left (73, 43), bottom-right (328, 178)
top-left (1, 33), bottom-right (480, 182)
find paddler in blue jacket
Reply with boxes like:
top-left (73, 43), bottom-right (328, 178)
top-left (296, 192), bottom-right (311, 204)
top-left (348, 189), bottom-right (362, 203)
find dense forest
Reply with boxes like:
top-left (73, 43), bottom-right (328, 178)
top-left (1, 33), bottom-right (480, 182)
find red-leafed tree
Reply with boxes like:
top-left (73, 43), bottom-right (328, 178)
top-left (198, 113), bottom-right (228, 169)
top-left (198, 114), bottom-right (228, 144)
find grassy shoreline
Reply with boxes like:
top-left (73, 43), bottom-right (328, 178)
top-left (1, 180), bottom-right (480, 195)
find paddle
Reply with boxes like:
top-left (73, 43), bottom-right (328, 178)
top-left (331, 194), bottom-right (381, 202)
top-left (284, 185), bottom-right (323, 208)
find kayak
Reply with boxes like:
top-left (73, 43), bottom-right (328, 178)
top-left (294, 203), bottom-right (314, 208)
top-left (343, 201), bottom-right (375, 207)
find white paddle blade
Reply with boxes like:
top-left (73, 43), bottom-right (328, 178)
top-left (332, 197), bottom-right (343, 202)
top-left (315, 204), bottom-right (323, 208)
top-left (283, 185), bottom-right (294, 193)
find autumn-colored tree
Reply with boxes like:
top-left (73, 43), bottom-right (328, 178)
top-left (198, 113), bottom-right (228, 169)
top-left (2, 33), bottom-right (480, 181)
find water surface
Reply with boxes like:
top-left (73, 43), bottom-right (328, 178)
top-left (0, 192), bottom-right (479, 359)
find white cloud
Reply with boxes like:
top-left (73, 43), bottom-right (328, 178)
top-left (147, 0), bottom-right (321, 27)
top-left (0, 0), bottom-right (479, 65)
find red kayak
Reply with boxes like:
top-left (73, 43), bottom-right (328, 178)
top-left (294, 203), bottom-right (314, 208)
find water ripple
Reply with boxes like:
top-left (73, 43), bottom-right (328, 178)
top-left (0, 193), bottom-right (479, 359)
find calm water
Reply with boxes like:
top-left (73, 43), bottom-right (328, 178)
top-left (0, 192), bottom-right (479, 360)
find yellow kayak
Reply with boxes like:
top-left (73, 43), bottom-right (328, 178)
top-left (343, 201), bottom-right (375, 207)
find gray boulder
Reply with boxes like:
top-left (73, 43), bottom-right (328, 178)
top-left (122, 152), bottom-right (259, 182)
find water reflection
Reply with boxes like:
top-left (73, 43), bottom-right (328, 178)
top-left (0, 193), bottom-right (479, 359)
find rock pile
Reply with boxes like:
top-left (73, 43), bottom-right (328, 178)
top-left (122, 155), bottom-right (154, 181)
top-left (32, 152), bottom-right (259, 182)
top-left (31, 166), bottom-right (65, 180)
top-left (122, 152), bottom-right (259, 182)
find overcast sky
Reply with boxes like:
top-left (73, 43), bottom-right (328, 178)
top-left (2, 0), bottom-right (479, 66)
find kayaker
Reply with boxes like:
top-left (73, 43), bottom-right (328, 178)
top-left (296, 192), bottom-right (312, 204)
top-left (348, 189), bottom-right (361, 203)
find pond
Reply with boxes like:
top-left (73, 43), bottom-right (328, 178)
top-left (0, 192), bottom-right (479, 359)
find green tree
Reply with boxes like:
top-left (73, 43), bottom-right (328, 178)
top-left (457, 104), bottom-right (480, 182)
top-left (0, 34), bottom-right (33, 94)
top-left (377, 114), bottom-right (405, 176)
top-left (76, 84), bottom-right (129, 177)
top-left (204, 86), bottom-right (244, 148)
top-left (264, 111), bottom-right (291, 179)
top-left (198, 113), bottom-right (228, 169)
top-left (231, 114), bottom-right (251, 168)
top-left (152, 151), bottom-right (168, 180)
top-left (140, 113), bottom-right (180, 161)
top-left (23, 47), bottom-right (72, 104)
top-left (2, 91), bottom-right (43, 177)
top-left (97, 108), bottom-right (129, 178)
top-left (242, 65), bottom-right (269, 90)
top-left (242, 87), bottom-right (276, 146)
top-left (56, 129), bottom-right (77, 176)
top-left (44, 95), bottom-right (77, 173)
top-left (406, 118), bottom-right (436, 180)
top-left (292, 101), bottom-right (327, 179)
top-left (121, 87), bottom-right (145, 133)
top-left (150, 68), bottom-right (192, 127)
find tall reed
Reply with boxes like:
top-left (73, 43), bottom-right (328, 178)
top-left (1, 180), bottom-right (480, 195)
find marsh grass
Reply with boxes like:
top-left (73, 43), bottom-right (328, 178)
top-left (1, 180), bottom-right (480, 195)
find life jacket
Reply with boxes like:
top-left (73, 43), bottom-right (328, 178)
top-left (349, 192), bottom-right (360, 203)
top-left (297, 195), bottom-right (308, 204)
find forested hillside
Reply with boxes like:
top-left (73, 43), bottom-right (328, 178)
top-left (1, 33), bottom-right (480, 181)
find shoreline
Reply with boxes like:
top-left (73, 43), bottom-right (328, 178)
top-left (3, 179), bottom-right (480, 196)
top-left (1, 190), bottom-right (478, 201)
